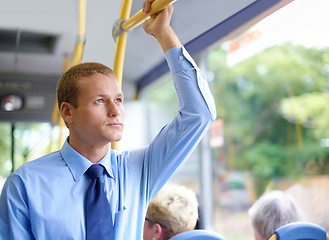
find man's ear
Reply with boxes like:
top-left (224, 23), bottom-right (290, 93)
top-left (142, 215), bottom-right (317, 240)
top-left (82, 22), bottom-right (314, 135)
top-left (154, 223), bottom-right (163, 240)
top-left (60, 102), bottom-right (74, 125)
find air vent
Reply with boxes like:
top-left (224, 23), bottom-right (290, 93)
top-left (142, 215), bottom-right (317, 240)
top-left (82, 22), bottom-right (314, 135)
top-left (0, 29), bottom-right (58, 54)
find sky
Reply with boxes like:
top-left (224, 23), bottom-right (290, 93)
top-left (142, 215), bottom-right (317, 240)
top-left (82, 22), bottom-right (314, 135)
top-left (256, 0), bottom-right (329, 48)
top-left (225, 0), bottom-right (329, 66)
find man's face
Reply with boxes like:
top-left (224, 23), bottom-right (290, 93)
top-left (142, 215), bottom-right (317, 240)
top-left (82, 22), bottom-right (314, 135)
top-left (68, 73), bottom-right (125, 146)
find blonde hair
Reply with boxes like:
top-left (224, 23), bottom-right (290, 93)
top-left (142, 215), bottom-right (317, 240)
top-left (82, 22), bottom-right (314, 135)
top-left (147, 184), bottom-right (199, 240)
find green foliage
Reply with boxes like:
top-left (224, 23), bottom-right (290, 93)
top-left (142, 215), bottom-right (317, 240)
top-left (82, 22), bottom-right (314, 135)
top-left (280, 92), bottom-right (329, 138)
top-left (208, 42), bottom-right (329, 195)
top-left (0, 122), bottom-right (53, 177)
top-left (0, 123), bottom-right (11, 177)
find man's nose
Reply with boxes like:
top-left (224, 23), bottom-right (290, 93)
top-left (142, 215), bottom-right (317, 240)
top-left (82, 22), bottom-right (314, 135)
top-left (107, 101), bottom-right (120, 117)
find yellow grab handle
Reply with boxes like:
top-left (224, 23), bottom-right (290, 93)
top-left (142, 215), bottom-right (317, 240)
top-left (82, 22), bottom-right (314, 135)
top-left (112, 0), bottom-right (176, 40)
top-left (122, 0), bottom-right (176, 32)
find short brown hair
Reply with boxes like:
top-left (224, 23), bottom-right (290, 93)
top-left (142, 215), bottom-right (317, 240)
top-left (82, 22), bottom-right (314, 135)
top-left (56, 62), bottom-right (116, 109)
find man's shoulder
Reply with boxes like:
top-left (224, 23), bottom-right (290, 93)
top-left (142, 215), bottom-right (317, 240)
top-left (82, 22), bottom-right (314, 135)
top-left (14, 150), bottom-right (63, 176)
top-left (111, 148), bottom-right (146, 170)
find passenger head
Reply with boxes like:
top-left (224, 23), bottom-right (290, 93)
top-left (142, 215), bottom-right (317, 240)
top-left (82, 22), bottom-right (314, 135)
top-left (248, 190), bottom-right (302, 240)
top-left (57, 62), bottom-right (116, 110)
top-left (56, 62), bottom-right (117, 128)
top-left (143, 184), bottom-right (199, 240)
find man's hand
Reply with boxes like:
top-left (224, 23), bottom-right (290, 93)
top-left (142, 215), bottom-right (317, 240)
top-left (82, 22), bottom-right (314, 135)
top-left (142, 0), bottom-right (154, 14)
top-left (142, 0), bottom-right (181, 53)
top-left (142, 0), bottom-right (173, 38)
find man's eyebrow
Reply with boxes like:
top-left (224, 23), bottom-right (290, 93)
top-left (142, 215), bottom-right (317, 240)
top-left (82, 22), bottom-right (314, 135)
top-left (116, 92), bottom-right (124, 98)
top-left (97, 92), bottom-right (124, 97)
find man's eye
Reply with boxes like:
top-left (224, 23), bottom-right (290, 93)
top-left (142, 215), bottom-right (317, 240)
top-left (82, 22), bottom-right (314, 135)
top-left (115, 98), bottom-right (122, 103)
top-left (95, 99), bottom-right (104, 103)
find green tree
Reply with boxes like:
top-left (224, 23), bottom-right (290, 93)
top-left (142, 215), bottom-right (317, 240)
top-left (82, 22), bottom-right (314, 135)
top-left (0, 123), bottom-right (11, 177)
top-left (0, 122), bottom-right (53, 177)
top-left (280, 92), bottom-right (329, 139)
top-left (207, 43), bottom-right (329, 195)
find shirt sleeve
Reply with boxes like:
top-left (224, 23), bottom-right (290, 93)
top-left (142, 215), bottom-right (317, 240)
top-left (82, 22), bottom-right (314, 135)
top-left (140, 46), bottom-right (216, 201)
top-left (0, 174), bottom-right (34, 240)
top-left (166, 47), bottom-right (216, 120)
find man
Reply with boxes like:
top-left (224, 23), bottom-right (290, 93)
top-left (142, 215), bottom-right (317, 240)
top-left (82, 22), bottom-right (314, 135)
top-left (0, 0), bottom-right (216, 239)
top-left (143, 184), bottom-right (199, 240)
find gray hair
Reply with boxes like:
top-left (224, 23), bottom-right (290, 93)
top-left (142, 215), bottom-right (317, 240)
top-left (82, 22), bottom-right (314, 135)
top-left (248, 190), bottom-right (302, 239)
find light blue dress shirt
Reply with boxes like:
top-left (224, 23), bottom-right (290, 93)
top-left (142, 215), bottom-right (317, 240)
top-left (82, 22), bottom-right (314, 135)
top-left (0, 47), bottom-right (216, 240)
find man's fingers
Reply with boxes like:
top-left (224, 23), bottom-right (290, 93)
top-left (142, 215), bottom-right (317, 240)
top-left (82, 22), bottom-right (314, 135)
top-left (143, 0), bottom-right (156, 14)
top-left (143, 0), bottom-right (150, 13)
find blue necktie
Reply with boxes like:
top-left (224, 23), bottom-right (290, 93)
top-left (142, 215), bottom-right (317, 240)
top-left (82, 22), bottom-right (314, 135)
top-left (85, 164), bottom-right (114, 240)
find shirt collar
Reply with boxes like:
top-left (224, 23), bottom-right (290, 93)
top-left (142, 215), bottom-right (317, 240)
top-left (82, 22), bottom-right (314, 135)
top-left (60, 138), bottom-right (115, 181)
top-left (98, 151), bottom-right (114, 179)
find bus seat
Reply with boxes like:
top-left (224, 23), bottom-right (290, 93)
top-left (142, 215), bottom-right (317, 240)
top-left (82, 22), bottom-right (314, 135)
top-left (268, 222), bottom-right (329, 240)
top-left (169, 230), bottom-right (225, 240)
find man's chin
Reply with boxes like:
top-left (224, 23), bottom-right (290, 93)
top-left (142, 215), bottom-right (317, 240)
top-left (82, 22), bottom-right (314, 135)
top-left (109, 135), bottom-right (123, 143)
top-left (107, 130), bottom-right (123, 142)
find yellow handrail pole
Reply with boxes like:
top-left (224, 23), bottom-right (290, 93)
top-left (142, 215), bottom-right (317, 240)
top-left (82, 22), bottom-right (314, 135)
top-left (48, 0), bottom-right (87, 151)
top-left (113, 0), bottom-right (133, 88)
top-left (57, 55), bottom-right (70, 148)
top-left (111, 0), bottom-right (133, 151)
top-left (121, 0), bottom-right (176, 32)
top-left (51, 102), bottom-right (60, 125)
top-left (58, 117), bottom-right (66, 147)
top-left (57, 0), bottom-right (86, 148)
top-left (72, 0), bottom-right (87, 66)
top-left (48, 103), bottom-right (60, 152)
top-left (113, 32), bottom-right (128, 89)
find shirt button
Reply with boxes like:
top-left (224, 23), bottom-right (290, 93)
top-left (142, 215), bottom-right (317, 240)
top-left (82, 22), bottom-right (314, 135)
top-left (179, 55), bottom-right (183, 60)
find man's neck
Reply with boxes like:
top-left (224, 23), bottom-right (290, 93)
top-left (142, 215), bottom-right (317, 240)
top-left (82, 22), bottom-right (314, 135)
top-left (68, 137), bottom-right (110, 163)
